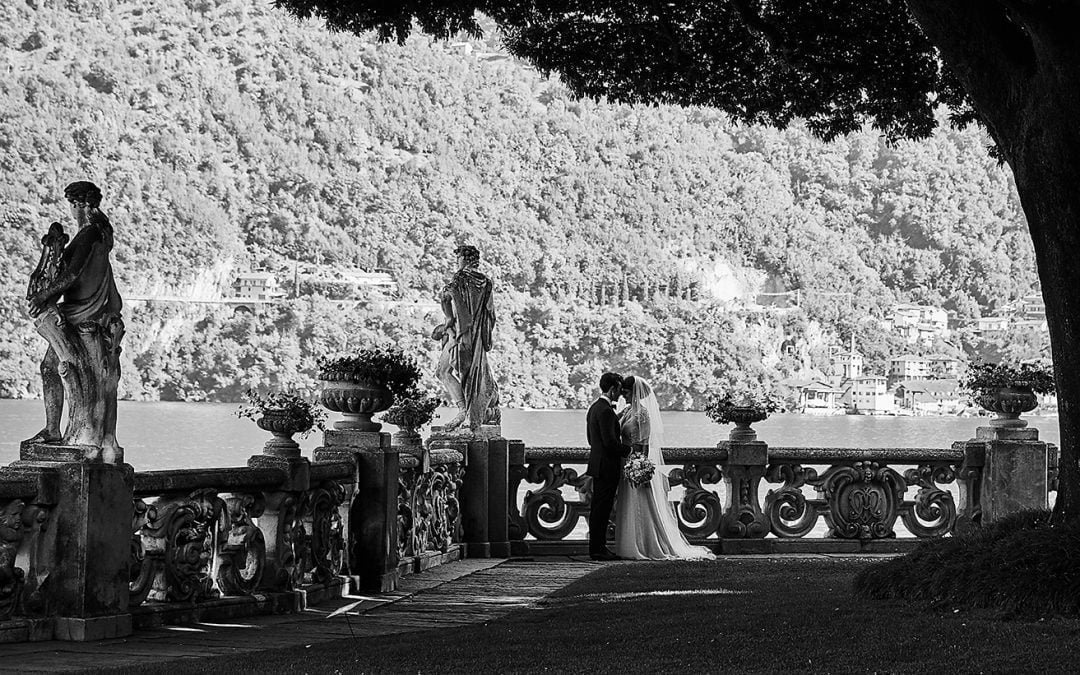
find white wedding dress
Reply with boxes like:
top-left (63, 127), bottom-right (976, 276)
top-left (614, 378), bottom-right (715, 561)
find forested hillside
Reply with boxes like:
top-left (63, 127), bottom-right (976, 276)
top-left (0, 0), bottom-right (1040, 408)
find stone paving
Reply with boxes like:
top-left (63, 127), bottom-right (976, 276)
top-left (2, 558), bottom-right (598, 674)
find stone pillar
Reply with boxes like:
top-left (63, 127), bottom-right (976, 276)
top-left (974, 425), bottom-right (1048, 523)
top-left (507, 440), bottom-right (529, 556)
top-left (249, 436), bottom-right (311, 592)
top-left (487, 438), bottom-right (510, 558)
top-left (461, 440), bottom-right (491, 557)
top-left (13, 446), bottom-right (133, 641)
top-left (315, 430), bottom-right (398, 591)
top-left (952, 439), bottom-right (985, 531)
top-left (718, 441), bottom-right (769, 538)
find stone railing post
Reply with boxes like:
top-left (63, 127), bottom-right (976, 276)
top-left (461, 439), bottom-right (491, 557)
top-left (14, 444), bottom-right (134, 641)
top-left (969, 424), bottom-right (1048, 523)
top-left (952, 439), bottom-right (984, 531)
top-left (718, 440), bottom-right (769, 538)
top-left (507, 440), bottom-right (528, 556)
top-left (487, 438), bottom-right (511, 557)
top-left (315, 430), bottom-right (399, 591)
top-left (249, 443), bottom-right (311, 592)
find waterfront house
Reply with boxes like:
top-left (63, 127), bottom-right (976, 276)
top-left (788, 379), bottom-right (846, 415)
top-left (844, 376), bottom-right (895, 415)
top-left (894, 379), bottom-right (962, 415)
top-left (1020, 293), bottom-right (1046, 319)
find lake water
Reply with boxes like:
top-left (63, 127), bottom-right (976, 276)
top-left (0, 399), bottom-right (1061, 471)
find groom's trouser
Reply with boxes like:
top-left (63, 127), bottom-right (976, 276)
top-left (589, 475), bottom-right (618, 554)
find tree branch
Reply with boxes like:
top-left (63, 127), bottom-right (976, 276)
top-left (904, 0), bottom-right (1034, 145)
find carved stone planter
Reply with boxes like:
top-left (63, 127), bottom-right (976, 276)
top-left (392, 428), bottom-right (423, 449)
top-left (319, 378), bottom-right (394, 431)
top-left (725, 407), bottom-right (770, 443)
top-left (256, 410), bottom-right (310, 458)
top-left (979, 386), bottom-right (1039, 429)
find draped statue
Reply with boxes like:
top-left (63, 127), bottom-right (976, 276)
top-left (24, 181), bottom-right (125, 463)
top-left (432, 244), bottom-right (500, 431)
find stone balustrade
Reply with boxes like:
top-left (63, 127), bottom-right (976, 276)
top-left (0, 419), bottom-right (1058, 642)
top-left (512, 430), bottom-right (1060, 554)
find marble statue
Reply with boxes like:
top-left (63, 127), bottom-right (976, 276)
top-left (432, 244), bottom-right (500, 431)
top-left (24, 181), bottom-right (125, 462)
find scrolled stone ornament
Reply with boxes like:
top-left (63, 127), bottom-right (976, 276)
top-left (900, 463), bottom-right (958, 538)
top-left (0, 500), bottom-right (27, 621)
top-left (215, 493), bottom-right (266, 595)
top-left (129, 498), bottom-right (157, 607)
top-left (764, 463), bottom-right (823, 538)
top-left (523, 462), bottom-right (591, 541)
top-left (305, 482), bottom-right (346, 584)
top-left (143, 489), bottom-right (224, 602)
top-left (668, 463), bottom-right (723, 537)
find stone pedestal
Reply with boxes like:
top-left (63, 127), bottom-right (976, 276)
top-left (486, 438), bottom-right (510, 558)
top-left (718, 441), bottom-right (769, 538)
top-left (975, 426), bottom-right (1048, 523)
top-left (430, 433), bottom-right (494, 558)
top-left (318, 431), bottom-right (398, 591)
top-left (12, 448), bottom-right (133, 641)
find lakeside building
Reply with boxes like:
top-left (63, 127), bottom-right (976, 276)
top-left (888, 355), bottom-right (931, 385)
top-left (895, 379), bottom-right (962, 415)
top-left (844, 376), bottom-right (896, 415)
top-left (1020, 293), bottom-right (1046, 319)
top-left (786, 379), bottom-right (846, 415)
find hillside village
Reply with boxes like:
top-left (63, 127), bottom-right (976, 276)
top-left (785, 295), bottom-right (1051, 416)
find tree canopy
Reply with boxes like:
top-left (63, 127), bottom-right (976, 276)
top-left (271, 0), bottom-right (1080, 520)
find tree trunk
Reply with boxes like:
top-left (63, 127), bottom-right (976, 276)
top-left (905, 0), bottom-right (1080, 521)
top-left (1008, 119), bottom-right (1080, 522)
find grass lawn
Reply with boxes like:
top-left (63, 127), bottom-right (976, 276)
top-left (144, 557), bottom-right (1080, 674)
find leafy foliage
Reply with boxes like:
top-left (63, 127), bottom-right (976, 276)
top-left (380, 390), bottom-right (442, 430)
top-left (235, 388), bottom-right (326, 437)
top-left (317, 347), bottom-right (422, 396)
top-left (961, 361), bottom-right (1056, 396)
top-left (703, 391), bottom-right (782, 425)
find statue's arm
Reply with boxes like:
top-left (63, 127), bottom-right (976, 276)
top-left (28, 234), bottom-right (94, 312)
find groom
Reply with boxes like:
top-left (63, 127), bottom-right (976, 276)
top-left (586, 371), bottom-right (631, 561)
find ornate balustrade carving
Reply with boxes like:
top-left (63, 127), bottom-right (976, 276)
top-left (0, 476), bottom-right (51, 621)
top-left (517, 446), bottom-right (976, 544)
top-left (130, 462), bottom-right (354, 607)
top-left (398, 450), bottom-right (464, 560)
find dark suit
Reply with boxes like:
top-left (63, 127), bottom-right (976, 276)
top-left (586, 396), bottom-right (629, 555)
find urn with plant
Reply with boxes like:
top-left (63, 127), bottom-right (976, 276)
top-left (961, 360), bottom-right (1056, 428)
top-left (704, 391), bottom-right (781, 443)
top-left (380, 390), bottom-right (442, 448)
top-left (316, 347), bottom-right (421, 431)
top-left (236, 389), bottom-right (327, 457)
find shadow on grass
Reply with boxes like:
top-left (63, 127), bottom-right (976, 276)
top-left (133, 557), bottom-right (1080, 674)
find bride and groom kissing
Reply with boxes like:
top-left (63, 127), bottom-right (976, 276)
top-left (586, 372), bottom-right (715, 562)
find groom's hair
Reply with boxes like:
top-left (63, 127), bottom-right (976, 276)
top-left (599, 372), bottom-right (622, 391)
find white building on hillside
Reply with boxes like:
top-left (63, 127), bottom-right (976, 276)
top-left (232, 272), bottom-right (286, 301)
top-left (846, 376), bottom-right (895, 415)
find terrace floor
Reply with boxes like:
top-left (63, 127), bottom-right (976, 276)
top-left (3, 557), bottom-right (598, 674)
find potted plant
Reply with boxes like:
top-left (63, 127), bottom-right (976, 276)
top-left (961, 360), bottom-right (1056, 428)
top-left (380, 390), bottom-right (443, 449)
top-left (236, 389), bottom-right (327, 457)
top-left (316, 347), bottom-right (422, 431)
top-left (704, 391), bottom-right (781, 442)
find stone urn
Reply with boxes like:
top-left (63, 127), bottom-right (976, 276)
top-left (725, 407), bottom-right (770, 443)
top-left (979, 386), bottom-right (1039, 428)
top-left (256, 409), bottom-right (311, 458)
top-left (319, 377), bottom-right (394, 431)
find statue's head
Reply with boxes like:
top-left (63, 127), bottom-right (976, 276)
top-left (454, 244), bottom-right (481, 269)
top-left (64, 181), bottom-right (102, 208)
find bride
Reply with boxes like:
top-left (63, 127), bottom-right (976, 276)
top-left (614, 376), bottom-right (715, 560)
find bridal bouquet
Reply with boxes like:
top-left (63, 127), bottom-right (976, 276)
top-left (625, 454), bottom-right (656, 488)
